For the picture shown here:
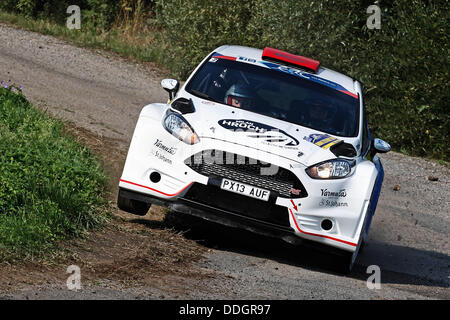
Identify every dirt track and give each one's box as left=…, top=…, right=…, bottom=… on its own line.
left=0, top=23, right=448, bottom=300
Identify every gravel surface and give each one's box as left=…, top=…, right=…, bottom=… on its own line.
left=0, top=23, right=448, bottom=300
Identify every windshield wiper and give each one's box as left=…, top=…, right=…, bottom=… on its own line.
left=190, top=89, right=220, bottom=103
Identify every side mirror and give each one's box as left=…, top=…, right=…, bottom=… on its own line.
left=161, top=79, right=180, bottom=101
left=373, top=138, right=391, bottom=154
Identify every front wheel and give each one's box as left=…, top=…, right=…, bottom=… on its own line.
left=117, top=190, right=151, bottom=216
left=332, top=251, right=356, bottom=274
left=334, top=237, right=364, bottom=274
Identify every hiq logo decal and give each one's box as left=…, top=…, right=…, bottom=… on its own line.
left=304, top=133, right=342, bottom=150
left=219, top=119, right=299, bottom=147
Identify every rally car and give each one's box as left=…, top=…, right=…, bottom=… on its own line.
left=118, top=45, right=390, bottom=271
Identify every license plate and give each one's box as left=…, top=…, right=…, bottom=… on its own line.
left=220, top=178, right=270, bottom=201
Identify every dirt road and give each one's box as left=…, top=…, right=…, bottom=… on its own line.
left=0, top=24, right=448, bottom=300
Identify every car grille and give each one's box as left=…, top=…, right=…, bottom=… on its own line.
left=184, top=150, right=307, bottom=198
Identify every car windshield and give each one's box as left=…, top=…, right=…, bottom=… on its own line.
left=186, top=56, right=360, bottom=137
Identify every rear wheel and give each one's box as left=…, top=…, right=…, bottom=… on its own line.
left=117, top=190, right=150, bottom=216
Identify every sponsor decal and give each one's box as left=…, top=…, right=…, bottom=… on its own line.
left=259, top=61, right=358, bottom=99
left=219, top=119, right=299, bottom=147
left=237, top=56, right=257, bottom=63
left=151, top=150, right=172, bottom=164
left=151, top=139, right=177, bottom=164
left=304, top=133, right=342, bottom=150
left=321, top=188, right=347, bottom=197
left=319, top=199, right=348, bottom=207
left=154, top=139, right=177, bottom=155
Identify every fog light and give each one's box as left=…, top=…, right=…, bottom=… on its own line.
left=321, top=219, right=333, bottom=231
left=150, top=171, right=161, bottom=183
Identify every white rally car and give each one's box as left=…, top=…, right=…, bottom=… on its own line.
left=118, top=46, right=390, bottom=271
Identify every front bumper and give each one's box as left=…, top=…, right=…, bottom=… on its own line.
left=119, top=115, right=377, bottom=253
left=118, top=187, right=355, bottom=257
left=119, top=165, right=369, bottom=253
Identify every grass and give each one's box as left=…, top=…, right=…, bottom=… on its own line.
left=0, top=86, right=108, bottom=262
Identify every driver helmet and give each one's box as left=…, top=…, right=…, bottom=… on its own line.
left=224, top=84, right=254, bottom=109
left=305, top=99, right=337, bottom=126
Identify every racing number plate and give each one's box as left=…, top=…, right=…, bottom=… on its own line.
left=220, top=178, right=270, bottom=201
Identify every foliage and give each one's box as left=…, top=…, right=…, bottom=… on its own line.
left=0, top=87, right=107, bottom=260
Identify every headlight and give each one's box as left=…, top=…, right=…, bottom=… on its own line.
left=306, top=159, right=354, bottom=179
left=163, top=112, right=199, bottom=145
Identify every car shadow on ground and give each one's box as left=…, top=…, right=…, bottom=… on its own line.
left=131, top=211, right=449, bottom=289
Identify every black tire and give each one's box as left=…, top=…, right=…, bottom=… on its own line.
left=117, top=192, right=150, bottom=216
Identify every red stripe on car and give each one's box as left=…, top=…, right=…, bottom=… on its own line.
left=289, top=208, right=357, bottom=247
left=339, top=90, right=359, bottom=99
left=212, top=55, right=237, bottom=61
left=120, top=179, right=193, bottom=197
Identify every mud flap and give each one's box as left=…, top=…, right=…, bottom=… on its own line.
left=365, top=155, right=384, bottom=237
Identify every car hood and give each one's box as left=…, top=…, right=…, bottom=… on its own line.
left=181, top=97, right=357, bottom=167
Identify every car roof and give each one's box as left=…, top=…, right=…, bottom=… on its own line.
left=214, top=45, right=358, bottom=95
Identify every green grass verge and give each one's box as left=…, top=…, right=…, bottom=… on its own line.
left=0, top=86, right=108, bottom=262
